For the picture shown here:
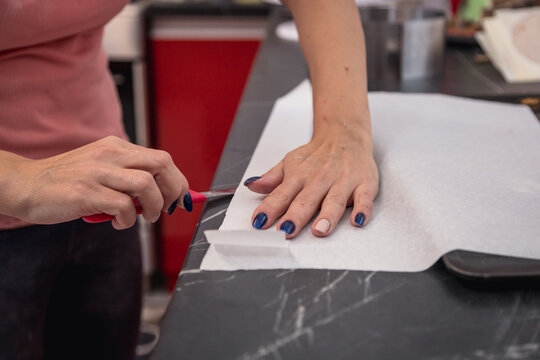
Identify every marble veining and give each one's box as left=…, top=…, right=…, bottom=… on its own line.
left=175, top=273, right=236, bottom=292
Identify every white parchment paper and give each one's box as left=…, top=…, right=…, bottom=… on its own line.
left=200, top=80, right=540, bottom=271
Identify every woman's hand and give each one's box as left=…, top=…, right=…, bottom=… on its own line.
left=246, top=128, right=379, bottom=239
left=251, top=0, right=377, bottom=238
left=0, top=136, right=189, bottom=230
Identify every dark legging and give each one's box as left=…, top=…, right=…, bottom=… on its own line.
left=0, top=219, right=142, bottom=360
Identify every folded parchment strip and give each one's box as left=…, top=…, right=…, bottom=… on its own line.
left=205, top=230, right=289, bottom=248
left=200, top=80, right=540, bottom=271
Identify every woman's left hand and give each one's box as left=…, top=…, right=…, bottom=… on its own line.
left=245, top=0, right=378, bottom=238
left=245, top=129, right=379, bottom=239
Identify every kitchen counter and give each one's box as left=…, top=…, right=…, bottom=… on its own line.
left=151, top=6, right=540, bottom=360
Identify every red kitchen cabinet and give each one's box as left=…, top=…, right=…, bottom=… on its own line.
left=149, top=15, right=267, bottom=288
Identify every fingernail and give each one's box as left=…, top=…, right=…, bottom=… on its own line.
left=279, top=220, right=296, bottom=235
left=167, top=199, right=178, bottom=216
left=183, top=192, right=193, bottom=213
left=252, top=213, right=267, bottom=229
left=153, top=212, right=161, bottom=223
left=355, top=213, right=365, bottom=227
left=243, top=176, right=261, bottom=186
left=315, top=219, right=330, bottom=234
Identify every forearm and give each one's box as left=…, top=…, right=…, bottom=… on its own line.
left=0, top=150, right=30, bottom=217
left=283, top=0, right=372, bottom=150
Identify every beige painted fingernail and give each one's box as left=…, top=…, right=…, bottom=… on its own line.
left=315, top=219, right=330, bottom=234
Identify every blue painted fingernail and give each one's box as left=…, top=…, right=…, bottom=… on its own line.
left=243, top=176, right=261, bottom=186
left=280, top=220, right=296, bottom=235
left=252, top=213, right=267, bottom=229
left=183, top=192, right=193, bottom=213
left=355, top=213, right=365, bottom=227
left=167, top=199, right=178, bottom=216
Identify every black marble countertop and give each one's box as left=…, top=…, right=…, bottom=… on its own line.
left=151, top=7, right=540, bottom=360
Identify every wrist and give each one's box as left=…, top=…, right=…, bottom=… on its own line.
left=312, top=114, right=373, bottom=154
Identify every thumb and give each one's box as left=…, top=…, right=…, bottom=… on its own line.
left=243, top=160, right=284, bottom=194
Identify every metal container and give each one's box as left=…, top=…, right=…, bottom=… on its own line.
left=359, top=2, right=446, bottom=88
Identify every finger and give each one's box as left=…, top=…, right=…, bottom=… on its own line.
left=103, top=139, right=188, bottom=212
left=350, top=185, right=377, bottom=228
left=311, top=183, right=352, bottom=237
left=274, top=179, right=332, bottom=239
left=150, top=150, right=189, bottom=213
left=101, top=168, right=163, bottom=223
left=244, top=160, right=284, bottom=194
left=137, top=149, right=188, bottom=213
left=93, top=188, right=138, bottom=230
left=250, top=178, right=304, bottom=231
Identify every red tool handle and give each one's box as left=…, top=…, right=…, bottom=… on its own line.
left=189, top=190, right=207, bottom=203
left=82, top=190, right=205, bottom=223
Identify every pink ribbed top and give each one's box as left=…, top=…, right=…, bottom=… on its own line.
left=0, top=0, right=129, bottom=229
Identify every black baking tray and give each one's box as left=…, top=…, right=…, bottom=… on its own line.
left=443, top=250, right=540, bottom=280
left=441, top=94, right=540, bottom=280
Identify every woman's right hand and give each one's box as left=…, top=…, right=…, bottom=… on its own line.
left=1, top=136, right=189, bottom=230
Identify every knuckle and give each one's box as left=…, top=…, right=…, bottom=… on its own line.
left=294, top=195, right=319, bottom=210
left=154, top=150, right=174, bottom=168
left=260, top=194, right=289, bottom=215
left=133, top=172, right=155, bottom=191
left=72, top=181, right=95, bottom=200
left=102, top=135, right=124, bottom=147
left=64, top=187, right=86, bottom=207
left=325, top=193, right=348, bottom=208
left=283, top=151, right=296, bottom=162
left=283, top=151, right=306, bottom=167
left=117, top=197, right=134, bottom=214
left=267, top=189, right=293, bottom=205
left=357, top=189, right=376, bottom=202
left=94, top=143, right=121, bottom=159
left=319, top=162, right=334, bottom=175
left=91, top=166, right=109, bottom=183
left=340, top=167, right=352, bottom=180
left=287, top=170, right=305, bottom=182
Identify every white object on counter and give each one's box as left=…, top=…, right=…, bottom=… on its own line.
left=275, top=21, right=298, bottom=42
left=477, top=6, right=540, bottom=83
left=200, top=80, right=540, bottom=272
left=205, top=230, right=289, bottom=249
